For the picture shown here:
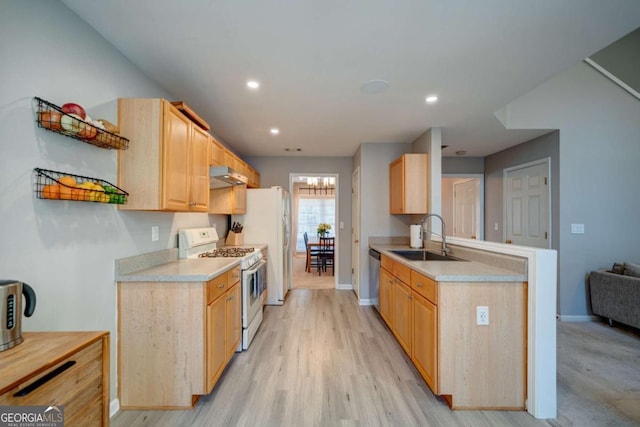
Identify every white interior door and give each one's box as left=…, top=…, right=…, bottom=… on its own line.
left=504, top=159, right=550, bottom=248
left=351, top=167, right=360, bottom=298
left=453, top=179, right=479, bottom=239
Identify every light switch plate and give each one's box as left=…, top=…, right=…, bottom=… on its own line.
left=151, top=226, right=159, bottom=241
left=570, top=224, right=585, bottom=234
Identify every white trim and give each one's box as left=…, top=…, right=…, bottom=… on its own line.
left=584, top=58, right=640, bottom=101
left=558, top=314, right=600, bottom=322
left=109, top=398, right=120, bottom=418
left=336, top=283, right=352, bottom=290
left=289, top=172, right=340, bottom=289
left=447, top=236, right=557, bottom=419
left=503, top=158, right=552, bottom=249
left=358, top=298, right=375, bottom=306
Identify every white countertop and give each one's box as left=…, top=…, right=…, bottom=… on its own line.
left=371, top=244, right=526, bottom=282
left=117, top=258, right=240, bottom=282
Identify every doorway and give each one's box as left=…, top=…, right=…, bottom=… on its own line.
left=504, top=158, right=551, bottom=248
left=290, top=174, right=338, bottom=289
left=442, top=175, right=484, bottom=240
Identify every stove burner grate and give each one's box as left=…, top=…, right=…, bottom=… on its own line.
left=198, top=247, right=255, bottom=258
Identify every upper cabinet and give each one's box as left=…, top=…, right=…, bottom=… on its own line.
left=210, top=136, right=225, bottom=166
left=117, top=98, right=209, bottom=211
left=389, top=153, right=429, bottom=214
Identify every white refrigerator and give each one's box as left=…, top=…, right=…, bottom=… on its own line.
left=233, top=186, right=292, bottom=305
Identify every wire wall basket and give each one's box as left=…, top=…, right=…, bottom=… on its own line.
left=34, top=97, right=129, bottom=150
left=34, top=168, right=128, bottom=204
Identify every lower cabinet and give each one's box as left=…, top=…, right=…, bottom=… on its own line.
left=379, top=254, right=527, bottom=410
left=118, top=265, right=242, bottom=409
left=0, top=331, right=109, bottom=426
left=392, top=278, right=412, bottom=355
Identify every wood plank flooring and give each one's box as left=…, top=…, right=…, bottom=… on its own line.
left=112, top=289, right=640, bottom=427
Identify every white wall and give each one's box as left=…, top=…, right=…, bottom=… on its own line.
left=498, top=62, right=640, bottom=317
left=0, top=1, right=220, bottom=402
left=354, top=143, right=412, bottom=301
left=244, top=156, right=353, bottom=285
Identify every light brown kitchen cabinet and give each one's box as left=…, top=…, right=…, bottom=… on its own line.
left=118, top=265, right=242, bottom=409
left=210, top=136, right=225, bottom=166
left=0, top=331, right=109, bottom=426
left=206, top=267, right=241, bottom=392
left=209, top=184, right=247, bottom=215
left=379, top=253, right=526, bottom=409
left=411, top=271, right=438, bottom=393
left=392, top=277, right=412, bottom=355
left=379, top=265, right=394, bottom=326
left=389, top=153, right=429, bottom=214
left=117, top=98, right=209, bottom=211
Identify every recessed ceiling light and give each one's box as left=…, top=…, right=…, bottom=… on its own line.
left=247, top=80, right=260, bottom=89
left=270, top=128, right=279, bottom=135
left=426, top=95, right=438, bottom=103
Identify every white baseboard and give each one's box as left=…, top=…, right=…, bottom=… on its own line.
left=110, top=398, right=120, bottom=418
left=359, top=299, right=375, bottom=306
left=557, top=314, right=600, bottom=322
left=336, top=283, right=352, bottom=290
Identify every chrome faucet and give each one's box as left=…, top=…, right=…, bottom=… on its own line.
left=419, top=213, right=450, bottom=256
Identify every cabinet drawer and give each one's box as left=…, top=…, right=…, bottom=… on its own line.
left=227, top=266, right=241, bottom=285
left=207, top=274, right=228, bottom=304
left=411, top=270, right=437, bottom=304
left=381, top=255, right=393, bottom=272
left=0, top=340, right=104, bottom=421
left=393, top=261, right=411, bottom=285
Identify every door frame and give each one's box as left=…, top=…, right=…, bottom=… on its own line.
left=289, top=172, right=339, bottom=288
left=351, top=166, right=360, bottom=298
left=442, top=174, right=484, bottom=241
left=502, top=157, right=552, bottom=249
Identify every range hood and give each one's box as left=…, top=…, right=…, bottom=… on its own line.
left=210, top=166, right=248, bottom=189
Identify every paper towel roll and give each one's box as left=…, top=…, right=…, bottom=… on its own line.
left=410, top=225, right=422, bottom=248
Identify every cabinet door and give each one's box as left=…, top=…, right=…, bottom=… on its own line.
left=389, top=157, right=404, bottom=214
left=210, top=136, right=225, bottom=166
left=392, top=279, right=412, bottom=355
left=413, top=292, right=438, bottom=393
left=206, top=296, right=226, bottom=392
left=379, top=268, right=394, bottom=327
left=225, top=283, right=242, bottom=360
left=232, top=185, right=247, bottom=214
left=162, top=102, right=190, bottom=210
left=190, top=126, right=210, bottom=211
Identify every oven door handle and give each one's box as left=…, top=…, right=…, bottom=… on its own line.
left=245, top=259, right=267, bottom=275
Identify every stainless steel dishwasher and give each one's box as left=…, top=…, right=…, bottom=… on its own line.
left=369, top=248, right=381, bottom=312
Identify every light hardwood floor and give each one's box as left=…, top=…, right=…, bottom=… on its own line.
left=112, top=289, right=640, bottom=427
left=292, top=254, right=334, bottom=289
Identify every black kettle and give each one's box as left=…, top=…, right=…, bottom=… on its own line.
left=0, top=280, right=36, bottom=352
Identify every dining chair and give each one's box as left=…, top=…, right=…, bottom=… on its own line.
left=317, top=237, right=335, bottom=276
left=304, top=232, right=321, bottom=273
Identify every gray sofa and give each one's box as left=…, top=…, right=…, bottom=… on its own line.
left=589, top=264, right=640, bottom=329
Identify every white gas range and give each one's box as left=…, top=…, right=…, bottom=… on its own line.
left=178, top=227, right=266, bottom=350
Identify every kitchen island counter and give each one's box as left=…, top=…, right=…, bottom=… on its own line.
left=370, top=244, right=526, bottom=282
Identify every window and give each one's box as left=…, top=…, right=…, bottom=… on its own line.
left=296, top=197, right=335, bottom=252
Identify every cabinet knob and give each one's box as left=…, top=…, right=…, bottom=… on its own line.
left=417, top=282, right=423, bottom=288
left=218, top=284, right=225, bottom=288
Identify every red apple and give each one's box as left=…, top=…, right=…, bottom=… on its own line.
left=61, top=103, right=86, bottom=120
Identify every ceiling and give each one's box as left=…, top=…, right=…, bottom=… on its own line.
left=61, top=0, right=640, bottom=158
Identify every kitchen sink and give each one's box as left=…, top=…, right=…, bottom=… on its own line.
left=390, top=250, right=467, bottom=262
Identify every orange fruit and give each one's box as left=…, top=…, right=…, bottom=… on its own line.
left=42, top=184, right=60, bottom=199
left=58, top=176, right=77, bottom=187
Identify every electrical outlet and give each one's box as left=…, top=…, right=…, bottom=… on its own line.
left=151, top=226, right=159, bottom=242
left=476, top=306, right=489, bottom=325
